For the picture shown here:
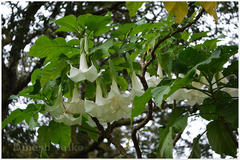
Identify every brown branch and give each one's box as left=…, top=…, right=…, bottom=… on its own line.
left=91, top=117, right=130, bottom=158
left=131, top=99, right=153, bottom=158
left=142, top=9, right=205, bottom=78
left=110, top=117, right=145, bottom=129
left=131, top=9, right=205, bottom=158
left=173, top=132, right=183, bottom=146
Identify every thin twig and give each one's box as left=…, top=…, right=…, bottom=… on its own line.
left=131, top=99, right=153, bottom=158
left=131, top=9, right=205, bottom=158
left=142, top=9, right=205, bottom=78
left=91, top=117, right=130, bottom=158
left=173, top=132, right=182, bottom=146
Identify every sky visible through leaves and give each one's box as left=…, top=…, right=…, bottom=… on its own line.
left=2, top=1, right=239, bottom=158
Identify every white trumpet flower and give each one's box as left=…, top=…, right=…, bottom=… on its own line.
left=58, top=86, right=85, bottom=126
left=145, top=62, right=163, bottom=87
left=46, top=86, right=85, bottom=126
left=131, top=71, right=144, bottom=97
left=68, top=53, right=101, bottom=82
left=221, top=87, right=238, bottom=97
left=55, top=113, right=82, bottom=126
left=64, top=86, right=85, bottom=115
left=167, top=70, right=237, bottom=106
left=167, top=88, right=207, bottom=106
left=85, top=79, right=132, bottom=123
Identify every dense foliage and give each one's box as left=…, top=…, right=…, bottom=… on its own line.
left=2, top=2, right=238, bottom=158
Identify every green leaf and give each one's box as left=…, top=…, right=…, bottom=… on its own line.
left=30, top=79, right=41, bottom=94
left=152, top=85, right=170, bottom=108
left=111, top=23, right=136, bottom=40
left=214, top=91, right=238, bottom=129
left=223, top=59, right=238, bottom=77
left=116, top=76, right=128, bottom=91
left=2, top=104, right=43, bottom=129
left=190, top=31, right=209, bottom=42
left=31, top=68, right=41, bottom=84
left=85, top=82, right=96, bottom=99
left=202, top=39, right=220, bottom=51
left=199, top=98, right=218, bottom=121
left=131, top=88, right=152, bottom=119
left=78, top=14, right=112, bottom=36
left=159, top=52, right=173, bottom=77
left=38, top=121, right=71, bottom=151
left=40, top=59, right=68, bottom=88
left=164, top=2, right=188, bottom=24
left=90, top=38, right=113, bottom=56
left=219, top=100, right=238, bottom=129
left=158, top=127, right=173, bottom=158
left=2, top=109, right=23, bottom=128
left=197, top=45, right=238, bottom=75
left=55, top=15, right=79, bottom=33
left=167, top=108, right=188, bottom=133
left=28, top=36, right=78, bottom=61
left=181, top=30, right=191, bottom=41
left=24, top=104, right=43, bottom=130
left=189, top=135, right=201, bottom=158
left=26, top=116, right=38, bottom=130
left=206, top=120, right=237, bottom=157
left=126, top=2, right=144, bottom=17
left=223, top=59, right=238, bottom=88
left=18, top=85, right=44, bottom=100
left=152, top=70, right=195, bottom=108
left=177, top=47, right=208, bottom=69
left=200, top=104, right=217, bottom=121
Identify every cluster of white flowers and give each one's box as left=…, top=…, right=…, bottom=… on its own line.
left=46, top=37, right=238, bottom=126
left=46, top=37, right=148, bottom=125
left=46, top=71, right=145, bottom=125
left=167, top=70, right=238, bottom=106
left=85, top=79, right=132, bottom=123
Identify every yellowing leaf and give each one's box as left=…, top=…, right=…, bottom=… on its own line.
left=200, top=2, right=218, bottom=22
left=164, top=2, right=188, bottom=24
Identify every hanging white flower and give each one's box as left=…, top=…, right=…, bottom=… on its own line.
left=46, top=86, right=85, bottom=126
left=192, top=81, right=205, bottom=89
left=131, top=71, right=144, bottom=97
left=64, top=86, right=85, bottom=114
left=68, top=53, right=101, bottom=82
left=55, top=113, right=82, bottom=126
left=145, top=62, right=163, bottom=87
left=221, top=87, right=238, bottom=97
left=58, top=86, right=85, bottom=126
left=185, top=89, right=208, bottom=106
left=85, top=79, right=132, bottom=123
left=217, top=72, right=229, bottom=84
left=166, top=88, right=207, bottom=106
left=167, top=70, right=237, bottom=106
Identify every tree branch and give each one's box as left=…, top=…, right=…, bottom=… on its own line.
left=131, top=9, right=205, bottom=158
left=142, top=9, right=205, bottom=78
left=91, top=117, right=130, bottom=158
